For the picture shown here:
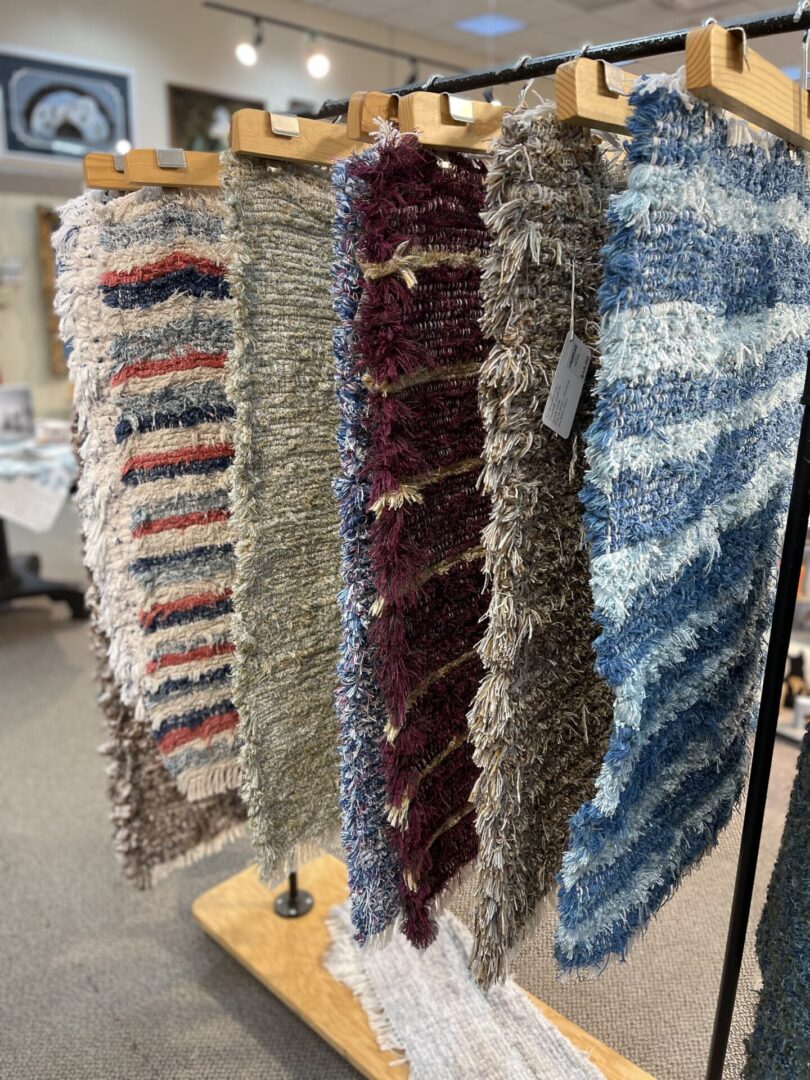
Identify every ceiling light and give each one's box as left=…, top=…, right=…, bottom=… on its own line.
left=307, top=50, right=330, bottom=79
left=115, top=138, right=132, bottom=155
left=455, top=13, right=527, bottom=38
left=235, top=41, right=258, bottom=66
left=236, top=18, right=263, bottom=67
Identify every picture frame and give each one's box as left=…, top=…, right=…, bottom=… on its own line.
left=168, top=84, right=264, bottom=152
left=0, top=46, right=132, bottom=161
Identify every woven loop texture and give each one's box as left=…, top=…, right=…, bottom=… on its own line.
left=556, top=76, right=810, bottom=974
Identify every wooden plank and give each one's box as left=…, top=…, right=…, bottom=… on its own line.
left=348, top=91, right=399, bottom=141
left=556, top=59, right=634, bottom=134
left=686, top=23, right=810, bottom=150
left=123, top=149, right=220, bottom=188
left=83, top=152, right=139, bottom=191
left=398, top=92, right=504, bottom=152
left=193, top=855, right=654, bottom=1080
left=230, top=109, right=360, bottom=164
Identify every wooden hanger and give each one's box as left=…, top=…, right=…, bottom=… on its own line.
left=686, top=22, right=810, bottom=150
left=230, top=108, right=361, bottom=164
left=556, top=58, right=635, bottom=134
left=123, top=149, right=221, bottom=188
left=397, top=92, right=504, bottom=152
left=84, top=152, right=140, bottom=191
left=347, top=91, right=399, bottom=141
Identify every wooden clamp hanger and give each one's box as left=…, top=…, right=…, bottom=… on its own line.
left=397, top=92, right=504, bottom=152
left=686, top=22, right=810, bottom=150
left=347, top=91, right=399, bottom=141
left=556, top=57, right=636, bottom=134
left=83, top=152, right=140, bottom=191
left=123, top=148, right=221, bottom=188
left=230, top=108, right=360, bottom=164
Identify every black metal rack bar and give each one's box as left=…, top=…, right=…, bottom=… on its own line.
left=316, top=6, right=810, bottom=117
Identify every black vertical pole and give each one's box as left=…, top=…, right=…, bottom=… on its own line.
left=706, top=353, right=810, bottom=1078
left=273, top=868, right=314, bottom=919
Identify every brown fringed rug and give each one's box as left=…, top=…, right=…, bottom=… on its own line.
left=469, top=104, right=617, bottom=987
left=349, top=129, right=490, bottom=946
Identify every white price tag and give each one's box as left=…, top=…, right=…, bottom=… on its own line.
left=542, top=332, right=591, bottom=438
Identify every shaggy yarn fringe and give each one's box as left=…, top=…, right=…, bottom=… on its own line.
left=468, top=102, right=618, bottom=989
left=555, top=75, right=808, bottom=975
left=347, top=127, right=490, bottom=944
left=54, top=193, right=145, bottom=706
left=221, top=150, right=343, bottom=886
left=55, top=191, right=246, bottom=887
left=146, top=823, right=246, bottom=887
left=324, top=909, right=407, bottom=1057
left=331, top=151, right=404, bottom=944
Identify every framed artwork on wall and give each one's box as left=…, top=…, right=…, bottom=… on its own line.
left=168, top=84, right=264, bottom=152
left=0, top=48, right=132, bottom=160
left=35, top=206, right=66, bottom=377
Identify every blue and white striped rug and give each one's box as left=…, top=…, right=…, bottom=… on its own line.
left=556, top=72, right=810, bottom=975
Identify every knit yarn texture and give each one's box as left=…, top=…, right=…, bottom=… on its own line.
left=93, top=187, right=240, bottom=802
left=349, top=131, right=490, bottom=946
left=325, top=900, right=603, bottom=1080
left=332, top=151, right=403, bottom=945
left=55, top=193, right=244, bottom=884
left=556, top=75, right=810, bottom=974
left=469, top=105, right=617, bottom=989
left=745, top=730, right=810, bottom=1078
left=221, top=153, right=343, bottom=884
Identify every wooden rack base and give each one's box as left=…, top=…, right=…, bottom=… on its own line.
left=193, top=855, right=653, bottom=1080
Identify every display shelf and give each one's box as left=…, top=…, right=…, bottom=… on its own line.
left=193, top=855, right=654, bottom=1080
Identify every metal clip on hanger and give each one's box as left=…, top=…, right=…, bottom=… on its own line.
left=83, top=152, right=141, bottom=191
left=230, top=108, right=362, bottom=164
left=397, top=91, right=504, bottom=152
left=123, top=148, right=221, bottom=188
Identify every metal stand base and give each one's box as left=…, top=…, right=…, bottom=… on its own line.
left=0, top=519, right=86, bottom=620
left=274, top=871, right=313, bottom=919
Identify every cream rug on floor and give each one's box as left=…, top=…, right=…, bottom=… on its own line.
left=326, top=902, right=604, bottom=1079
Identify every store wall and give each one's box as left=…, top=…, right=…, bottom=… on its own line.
left=0, top=0, right=488, bottom=414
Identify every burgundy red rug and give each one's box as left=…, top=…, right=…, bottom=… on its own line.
left=349, top=130, right=490, bottom=945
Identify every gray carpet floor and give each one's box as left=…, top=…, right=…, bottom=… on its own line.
left=0, top=505, right=799, bottom=1080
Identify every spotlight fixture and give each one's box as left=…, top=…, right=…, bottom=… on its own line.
left=236, top=17, right=263, bottom=67
left=306, top=47, right=330, bottom=79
